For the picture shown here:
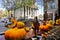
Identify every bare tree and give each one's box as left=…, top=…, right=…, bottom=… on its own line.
left=2, top=0, right=21, bottom=18
left=2, top=0, right=15, bottom=18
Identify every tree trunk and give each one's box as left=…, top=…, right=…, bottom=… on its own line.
left=8, top=10, right=10, bottom=18
left=29, top=7, right=30, bottom=16
left=20, top=8, right=22, bottom=18
left=24, top=6, right=25, bottom=20
left=14, top=8, right=15, bottom=18
left=31, top=8, right=33, bottom=17
left=11, top=9, right=13, bottom=18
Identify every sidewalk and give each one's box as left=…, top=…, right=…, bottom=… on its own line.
left=0, top=26, right=8, bottom=40
left=0, top=35, right=5, bottom=40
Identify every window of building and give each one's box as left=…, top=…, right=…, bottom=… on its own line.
left=50, top=0, right=55, bottom=9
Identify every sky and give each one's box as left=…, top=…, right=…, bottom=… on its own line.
left=36, top=0, right=44, bottom=14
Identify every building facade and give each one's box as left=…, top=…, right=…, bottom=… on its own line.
left=44, top=0, right=58, bottom=22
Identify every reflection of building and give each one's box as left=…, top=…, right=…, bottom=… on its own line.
left=44, top=0, right=58, bottom=23
left=31, top=3, right=38, bottom=17
left=14, top=3, right=38, bottom=20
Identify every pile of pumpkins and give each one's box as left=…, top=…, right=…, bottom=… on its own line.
left=32, top=20, right=53, bottom=31
left=39, top=20, right=53, bottom=31
left=5, top=21, right=28, bottom=40
left=39, top=19, right=60, bottom=31
left=31, top=20, right=53, bottom=38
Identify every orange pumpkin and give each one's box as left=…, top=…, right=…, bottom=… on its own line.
left=43, top=25, right=49, bottom=31
left=16, top=22, right=25, bottom=28
left=8, top=18, right=17, bottom=28
left=5, top=28, right=26, bottom=40
left=47, top=24, right=53, bottom=28
left=39, top=25, right=49, bottom=31
left=5, top=29, right=13, bottom=38
left=39, top=20, right=49, bottom=31
left=39, top=25, right=44, bottom=30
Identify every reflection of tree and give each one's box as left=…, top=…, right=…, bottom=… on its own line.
left=2, top=0, right=35, bottom=19
left=22, top=0, right=35, bottom=19
left=2, top=0, right=15, bottom=18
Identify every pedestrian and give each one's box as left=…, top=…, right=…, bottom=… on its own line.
left=32, top=16, right=40, bottom=37
left=44, top=11, right=48, bottom=21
